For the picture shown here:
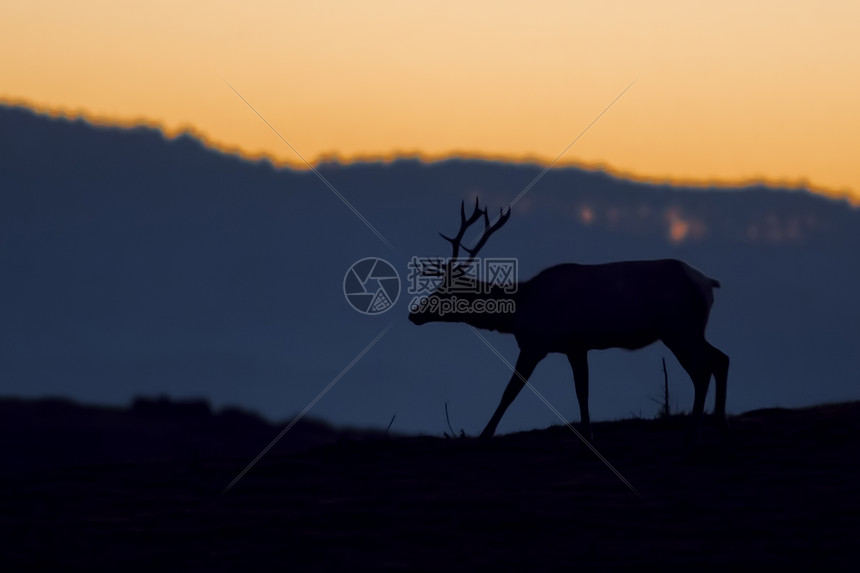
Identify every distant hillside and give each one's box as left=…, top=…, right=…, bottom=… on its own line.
left=1, top=104, right=859, bottom=435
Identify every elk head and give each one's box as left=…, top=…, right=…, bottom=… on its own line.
left=408, top=197, right=512, bottom=327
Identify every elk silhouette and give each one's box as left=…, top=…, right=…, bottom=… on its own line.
left=408, top=198, right=729, bottom=440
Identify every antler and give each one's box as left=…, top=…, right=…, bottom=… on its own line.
left=438, top=197, right=512, bottom=273
left=462, top=205, right=511, bottom=262
left=439, top=197, right=486, bottom=262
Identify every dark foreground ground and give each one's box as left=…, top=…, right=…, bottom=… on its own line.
left=1, top=397, right=859, bottom=571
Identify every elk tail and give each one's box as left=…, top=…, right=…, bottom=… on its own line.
left=710, top=278, right=721, bottom=289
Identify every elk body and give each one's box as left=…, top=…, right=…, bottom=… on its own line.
left=408, top=198, right=729, bottom=440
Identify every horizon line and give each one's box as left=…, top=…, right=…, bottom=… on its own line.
left=3, top=96, right=857, bottom=207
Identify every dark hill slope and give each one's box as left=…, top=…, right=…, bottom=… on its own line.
left=1, top=398, right=858, bottom=570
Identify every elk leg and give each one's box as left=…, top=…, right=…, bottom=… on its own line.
left=479, top=350, right=544, bottom=439
left=566, top=351, right=593, bottom=441
left=709, top=343, right=730, bottom=431
left=664, top=338, right=711, bottom=438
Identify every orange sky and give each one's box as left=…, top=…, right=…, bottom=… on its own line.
left=2, top=1, right=859, bottom=202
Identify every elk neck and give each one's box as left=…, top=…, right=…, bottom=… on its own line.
left=450, top=280, right=519, bottom=334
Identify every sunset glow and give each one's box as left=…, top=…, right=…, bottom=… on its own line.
left=2, top=1, right=859, bottom=201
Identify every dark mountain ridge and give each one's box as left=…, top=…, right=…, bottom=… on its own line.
left=2, top=104, right=859, bottom=435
